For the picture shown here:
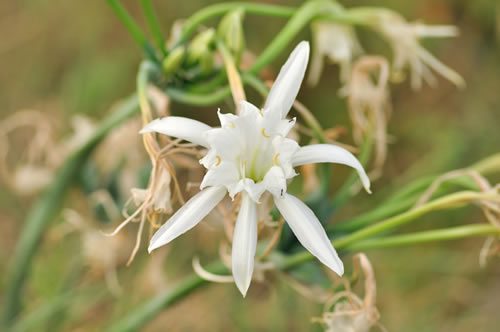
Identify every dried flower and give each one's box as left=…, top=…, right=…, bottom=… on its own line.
left=359, top=8, right=465, bottom=89
left=315, top=254, right=384, bottom=332
left=0, top=110, right=95, bottom=195
left=142, top=42, right=371, bottom=296
left=62, top=209, right=130, bottom=296
left=341, top=56, right=391, bottom=173
left=308, top=21, right=362, bottom=85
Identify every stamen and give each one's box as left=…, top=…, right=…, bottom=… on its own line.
left=215, top=155, right=221, bottom=166
left=273, top=153, right=281, bottom=165
left=261, top=128, right=270, bottom=138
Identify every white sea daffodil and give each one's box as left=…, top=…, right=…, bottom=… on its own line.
left=142, top=42, right=371, bottom=296
left=368, top=9, right=465, bottom=89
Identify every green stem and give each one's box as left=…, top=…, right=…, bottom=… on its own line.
left=333, top=191, right=491, bottom=248
left=249, top=1, right=325, bottom=74
left=331, top=195, right=416, bottom=234
left=334, top=165, right=489, bottom=233
left=110, top=216, right=497, bottom=330
left=278, top=223, right=499, bottom=270
left=140, top=0, right=166, bottom=56
left=1, top=95, right=139, bottom=328
left=346, top=224, right=500, bottom=250
left=179, top=2, right=295, bottom=44
left=165, top=86, right=231, bottom=106
left=107, top=261, right=227, bottom=332
left=107, top=0, right=158, bottom=61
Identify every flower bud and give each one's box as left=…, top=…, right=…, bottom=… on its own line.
left=217, top=9, right=245, bottom=63
left=186, top=28, right=216, bottom=66
left=162, top=46, right=185, bottom=77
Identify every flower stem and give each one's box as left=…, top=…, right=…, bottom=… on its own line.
left=345, top=224, right=500, bottom=250
left=333, top=190, right=499, bottom=248
left=107, top=261, right=227, bottom=332
left=334, top=155, right=499, bottom=233
left=0, top=95, right=140, bottom=327
left=217, top=41, right=246, bottom=111
left=179, top=2, right=296, bottom=45
left=108, top=215, right=498, bottom=331
left=249, top=0, right=325, bottom=74
left=165, top=86, right=231, bottom=106
left=140, top=0, right=166, bottom=56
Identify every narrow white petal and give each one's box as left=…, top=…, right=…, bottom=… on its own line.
left=231, top=192, right=258, bottom=297
left=148, top=186, right=227, bottom=252
left=416, top=46, right=465, bottom=88
left=274, top=193, right=344, bottom=275
left=292, top=144, right=371, bottom=193
left=264, top=41, right=310, bottom=118
left=140, top=116, right=212, bottom=147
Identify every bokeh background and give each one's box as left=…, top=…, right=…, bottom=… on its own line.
left=1, top=0, right=499, bottom=331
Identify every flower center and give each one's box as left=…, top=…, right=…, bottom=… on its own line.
left=239, top=134, right=275, bottom=183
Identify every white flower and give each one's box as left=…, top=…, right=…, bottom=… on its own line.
left=308, top=21, right=362, bottom=86
left=142, top=42, right=371, bottom=296
left=368, top=9, right=464, bottom=89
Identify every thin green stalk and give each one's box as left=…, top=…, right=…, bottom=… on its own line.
left=249, top=0, right=325, bottom=74
left=107, top=0, right=158, bottom=61
left=333, top=190, right=494, bottom=248
left=109, top=216, right=498, bottom=330
left=165, top=86, right=231, bottom=106
left=334, top=164, right=492, bottom=233
left=382, top=153, right=500, bottom=206
left=140, top=0, right=166, bottom=55
left=333, top=177, right=475, bottom=234
left=278, top=223, right=500, bottom=270
left=331, top=195, right=416, bottom=234
left=179, top=2, right=295, bottom=45
left=345, top=224, right=500, bottom=250
left=107, top=261, right=227, bottom=332
left=1, top=95, right=139, bottom=328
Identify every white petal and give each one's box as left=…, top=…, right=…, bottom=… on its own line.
left=274, top=193, right=344, bottom=275
left=200, top=161, right=240, bottom=189
left=291, top=144, right=371, bottom=193
left=272, top=136, right=299, bottom=178
left=217, top=109, right=239, bottom=128
left=263, top=41, right=310, bottom=119
left=148, top=186, right=227, bottom=252
left=239, top=100, right=261, bottom=117
left=140, top=116, right=212, bottom=147
left=204, top=128, right=242, bottom=159
left=261, top=166, right=287, bottom=198
left=231, top=192, right=258, bottom=297
left=228, top=179, right=265, bottom=203
left=199, top=149, right=217, bottom=168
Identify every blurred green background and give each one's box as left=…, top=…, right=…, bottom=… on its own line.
left=1, top=0, right=499, bottom=331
